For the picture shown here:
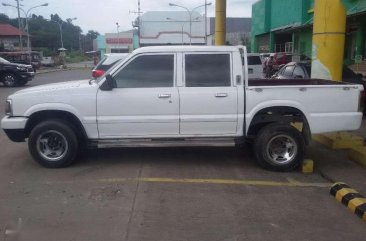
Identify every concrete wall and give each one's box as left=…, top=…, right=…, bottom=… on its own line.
left=270, top=0, right=304, bottom=30
left=294, top=28, right=313, bottom=57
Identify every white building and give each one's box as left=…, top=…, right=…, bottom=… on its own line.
left=138, top=11, right=207, bottom=46
left=105, top=31, right=134, bottom=53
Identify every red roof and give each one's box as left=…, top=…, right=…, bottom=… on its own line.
left=0, top=24, right=28, bottom=37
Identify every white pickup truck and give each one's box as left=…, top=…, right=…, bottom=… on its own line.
left=1, top=46, right=364, bottom=171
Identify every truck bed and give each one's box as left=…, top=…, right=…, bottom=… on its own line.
left=245, top=78, right=363, bottom=135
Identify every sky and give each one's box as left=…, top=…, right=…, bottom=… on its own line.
left=1, top=0, right=257, bottom=34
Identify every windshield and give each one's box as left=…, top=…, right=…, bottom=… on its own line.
left=0, top=57, right=10, bottom=64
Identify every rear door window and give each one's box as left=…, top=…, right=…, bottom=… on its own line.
left=185, top=53, right=231, bottom=87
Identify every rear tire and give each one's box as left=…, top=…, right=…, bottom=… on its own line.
left=253, top=123, right=304, bottom=172
left=28, top=120, right=79, bottom=168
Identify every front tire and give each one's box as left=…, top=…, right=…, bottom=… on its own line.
left=253, top=123, right=304, bottom=172
left=28, top=120, right=79, bottom=168
left=2, top=73, right=17, bottom=87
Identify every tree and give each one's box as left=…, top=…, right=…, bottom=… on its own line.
left=86, top=30, right=99, bottom=40
left=82, top=30, right=100, bottom=52
left=0, top=13, right=99, bottom=54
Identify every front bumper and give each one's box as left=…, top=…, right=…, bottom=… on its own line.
left=18, top=72, right=35, bottom=81
left=1, top=116, right=28, bottom=142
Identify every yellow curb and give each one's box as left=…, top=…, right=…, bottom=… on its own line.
left=348, top=146, right=366, bottom=167
left=348, top=198, right=366, bottom=212
left=312, top=132, right=364, bottom=149
left=330, top=183, right=366, bottom=221
left=335, top=188, right=358, bottom=202
left=302, top=159, right=314, bottom=174
left=291, top=122, right=303, bottom=132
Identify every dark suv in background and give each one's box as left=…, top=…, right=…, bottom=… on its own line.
left=0, top=57, right=34, bottom=87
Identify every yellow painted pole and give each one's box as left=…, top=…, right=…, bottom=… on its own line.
left=311, top=0, right=347, bottom=81
left=215, top=0, right=226, bottom=45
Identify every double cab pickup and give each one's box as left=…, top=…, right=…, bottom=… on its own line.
left=1, top=46, right=364, bottom=171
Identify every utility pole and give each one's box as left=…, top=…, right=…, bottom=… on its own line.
left=169, top=2, right=211, bottom=45
left=16, top=0, right=23, bottom=50
left=130, top=0, right=143, bottom=47
left=215, top=0, right=226, bottom=45
left=138, top=0, right=141, bottom=44
left=205, top=0, right=207, bottom=45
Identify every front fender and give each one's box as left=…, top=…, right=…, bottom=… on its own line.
left=24, top=103, right=84, bottom=121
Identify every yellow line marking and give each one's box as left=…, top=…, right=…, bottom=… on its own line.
left=98, top=177, right=332, bottom=188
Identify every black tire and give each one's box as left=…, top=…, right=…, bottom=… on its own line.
left=2, top=73, right=18, bottom=87
left=28, top=120, right=79, bottom=168
left=253, top=123, right=304, bottom=172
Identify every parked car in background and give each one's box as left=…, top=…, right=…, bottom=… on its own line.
left=0, top=57, right=34, bottom=87
left=273, top=62, right=365, bottom=84
left=262, top=53, right=311, bottom=75
left=41, top=56, right=55, bottom=67
left=0, top=51, right=42, bottom=71
left=92, top=53, right=129, bottom=78
left=247, top=53, right=263, bottom=79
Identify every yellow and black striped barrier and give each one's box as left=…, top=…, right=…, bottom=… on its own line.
left=330, top=183, right=366, bottom=221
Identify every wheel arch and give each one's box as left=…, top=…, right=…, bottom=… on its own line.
left=24, top=110, right=88, bottom=142
left=247, top=106, right=311, bottom=144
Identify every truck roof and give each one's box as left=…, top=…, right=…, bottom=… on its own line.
left=133, top=45, right=243, bottom=54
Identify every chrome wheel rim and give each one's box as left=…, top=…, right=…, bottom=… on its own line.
left=4, top=74, right=15, bottom=86
left=36, top=130, right=68, bottom=161
left=266, top=134, right=297, bottom=165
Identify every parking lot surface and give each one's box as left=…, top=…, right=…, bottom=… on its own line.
left=0, top=70, right=365, bottom=241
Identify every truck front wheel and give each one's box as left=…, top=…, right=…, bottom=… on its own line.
left=253, top=123, right=304, bottom=172
left=28, top=120, right=78, bottom=168
left=2, top=73, right=17, bottom=87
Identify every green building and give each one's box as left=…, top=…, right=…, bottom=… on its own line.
left=251, top=0, right=366, bottom=63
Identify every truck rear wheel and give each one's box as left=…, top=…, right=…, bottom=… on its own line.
left=28, top=120, right=78, bottom=168
left=253, top=123, right=304, bottom=172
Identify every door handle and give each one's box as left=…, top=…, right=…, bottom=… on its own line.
left=158, top=93, right=171, bottom=98
left=215, top=93, right=228, bottom=98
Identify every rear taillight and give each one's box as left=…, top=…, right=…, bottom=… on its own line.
left=359, top=90, right=365, bottom=113
left=92, top=69, right=105, bottom=78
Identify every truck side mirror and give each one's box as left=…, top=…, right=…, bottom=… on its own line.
left=100, top=74, right=115, bottom=91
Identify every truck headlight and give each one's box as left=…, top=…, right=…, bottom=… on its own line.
left=16, top=66, right=27, bottom=71
left=5, top=99, right=12, bottom=116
